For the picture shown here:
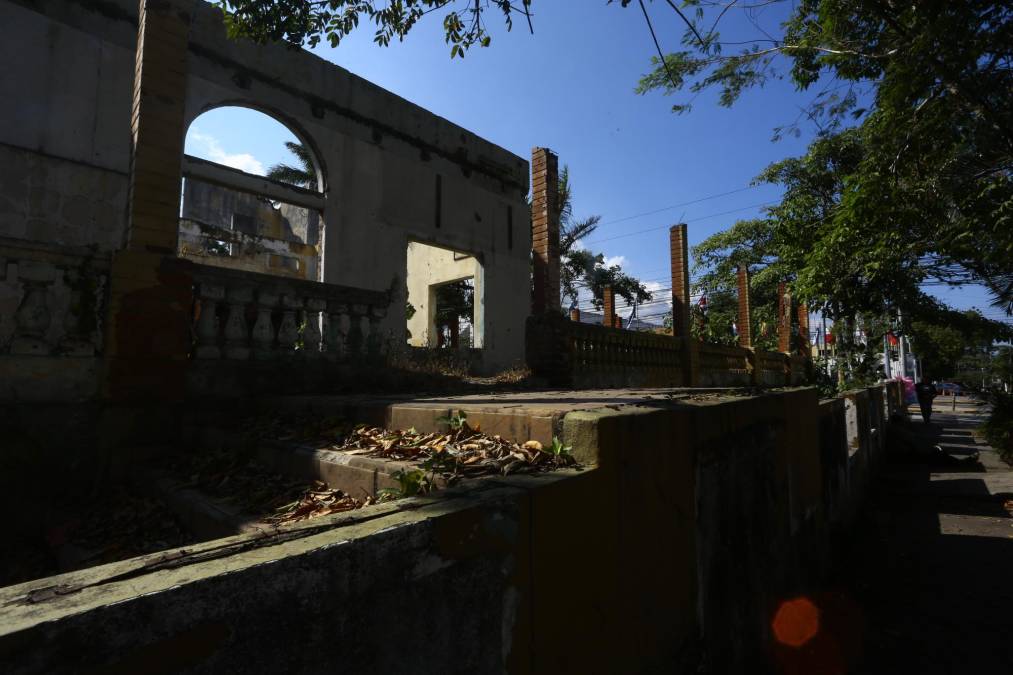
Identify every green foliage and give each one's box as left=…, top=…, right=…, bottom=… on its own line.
left=545, top=436, right=571, bottom=457
left=636, top=1, right=1013, bottom=315
left=434, top=279, right=474, bottom=337
left=380, top=468, right=432, bottom=500
left=404, top=301, right=416, bottom=341
left=265, top=141, right=316, bottom=188
left=555, top=166, right=653, bottom=314
left=981, top=389, right=1013, bottom=466
left=908, top=308, right=1010, bottom=381
left=420, top=449, right=458, bottom=476
left=217, top=0, right=531, bottom=55
left=436, top=409, right=468, bottom=430
left=690, top=218, right=784, bottom=352
left=689, top=288, right=738, bottom=347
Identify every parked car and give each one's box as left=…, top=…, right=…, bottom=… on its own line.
left=936, top=382, right=963, bottom=396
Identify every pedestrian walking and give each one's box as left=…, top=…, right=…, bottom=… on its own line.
left=915, top=377, right=938, bottom=423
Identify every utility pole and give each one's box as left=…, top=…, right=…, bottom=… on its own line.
left=883, top=333, right=892, bottom=379
left=822, top=313, right=831, bottom=379
left=897, top=310, right=907, bottom=379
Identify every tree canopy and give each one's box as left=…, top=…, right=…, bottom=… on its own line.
left=637, top=0, right=1013, bottom=316
left=217, top=0, right=532, bottom=56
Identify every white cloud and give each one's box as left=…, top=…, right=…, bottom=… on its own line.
left=602, top=255, right=627, bottom=269
left=644, top=280, right=671, bottom=309
left=188, top=129, right=265, bottom=175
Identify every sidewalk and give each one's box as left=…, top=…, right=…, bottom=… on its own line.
left=832, top=396, right=1013, bottom=673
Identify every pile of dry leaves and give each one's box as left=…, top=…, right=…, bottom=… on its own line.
left=264, top=481, right=372, bottom=524
left=332, top=412, right=577, bottom=495
left=171, top=413, right=577, bottom=527
left=165, top=450, right=371, bottom=525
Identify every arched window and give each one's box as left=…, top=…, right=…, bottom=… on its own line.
left=179, top=107, right=325, bottom=280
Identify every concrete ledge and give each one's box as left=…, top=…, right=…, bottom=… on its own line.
left=138, top=470, right=271, bottom=542
left=254, top=440, right=413, bottom=497
left=0, top=385, right=900, bottom=674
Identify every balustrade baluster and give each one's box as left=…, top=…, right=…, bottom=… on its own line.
left=251, top=290, right=278, bottom=359
left=223, top=286, right=252, bottom=360
left=303, top=298, right=325, bottom=357
left=195, top=282, right=225, bottom=359
left=277, top=294, right=302, bottom=355
left=366, top=305, right=387, bottom=359
left=325, top=302, right=348, bottom=360
left=346, top=304, right=367, bottom=357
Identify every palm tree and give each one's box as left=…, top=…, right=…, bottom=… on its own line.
left=266, top=141, right=316, bottom=188
left=554, top=166, right=652, bottom=318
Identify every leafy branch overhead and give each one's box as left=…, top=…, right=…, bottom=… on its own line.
left=636, top=1, right=1013, bottom=315
left=217, top=0, right=533, bottom=56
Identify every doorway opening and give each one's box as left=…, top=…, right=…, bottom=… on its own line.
left=405, top=241, right=484, bottom=350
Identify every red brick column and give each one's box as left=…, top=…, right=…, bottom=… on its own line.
left=777, top=282, right=792, bottom=353
left=669, top=224, right=699, bottom=385
left=569, top=307, right=580, bottom=322
left=104, top=0, right=195, bottom=401
left=531, top=148, right=560, bottom=315
left=669, top=224, right=691, bottom=338
left=797, top=302, right=810, bottom=354
left=602, top=286, right=616, bottom=328
left=127, top=0, right=192, bottom=254
left=736, top=265, right=752, bottom=348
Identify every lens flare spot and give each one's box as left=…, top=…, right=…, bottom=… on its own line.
left=773, top=596, right=820, bottom=648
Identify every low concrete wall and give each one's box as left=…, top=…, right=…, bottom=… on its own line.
left=0, top=384, right=900, bottom=673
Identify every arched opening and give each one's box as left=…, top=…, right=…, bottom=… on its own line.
left=179, top=106, right=325, bottom=280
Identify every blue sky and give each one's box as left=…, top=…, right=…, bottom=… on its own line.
left=185, top=1, right=1004, bottom=325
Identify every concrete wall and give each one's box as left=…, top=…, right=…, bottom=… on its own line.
left=0, top=0, right=530, bottom=373
left=180, top=180, right=321, bottom=280
left=0, top=384, right=903, bottom=673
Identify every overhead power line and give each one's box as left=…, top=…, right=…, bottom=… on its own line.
left=584, top=200, right=777, bottom=246
left=595, top=186, right=760, bottom=229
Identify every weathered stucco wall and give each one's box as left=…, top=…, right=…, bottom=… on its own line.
left=0, top=0, right=530, bottom=374
left=0, top=384, right=902, bottom=673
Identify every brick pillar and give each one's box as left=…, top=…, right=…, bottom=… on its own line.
left=777, top=282, right=792, bottom=353
left=531, top=148, right=560, bottom=315
left=797, top=302, right=810, bottom=354
left=602, top=286, right=616, bottom=328
left=127, top=0, right=192, bottom=254
left=669, top=224, right=698, bottom=385
left=104, top=0, right=195, bottom=401
left=736, top=265, right=752, bottom=348
left=569, top=307, right=580, bottom=322
left=669, top=224, right=691, bottom=338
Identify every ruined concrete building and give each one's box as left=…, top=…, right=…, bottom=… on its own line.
left=180, top=179, right=322, bottom=280
left=1, top=2, right=872, bottom=673
left=0, top=0, right=531, bottom=397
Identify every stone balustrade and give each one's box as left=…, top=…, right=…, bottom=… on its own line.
left=566, top=321, right=685, bottom=387
left=697, top=342, right=752, bottom=386
left=755, top=349, right=791, bottom=387
left=526, top=313, right=684, bottom=387
left=178, top=260, right=391, bottom=362
left=528, top=312, right=811, bottom=389
left=0, top=237, right=109, bottom=358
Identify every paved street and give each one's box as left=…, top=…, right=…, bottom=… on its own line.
left=834, top=396, right=1013, bottom=673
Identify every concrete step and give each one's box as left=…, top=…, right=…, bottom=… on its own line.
left=134, top=470, right=272, bottom=543
left=253, top=439, right=414, bottom=499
